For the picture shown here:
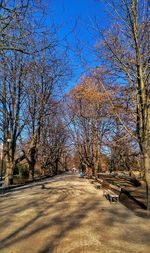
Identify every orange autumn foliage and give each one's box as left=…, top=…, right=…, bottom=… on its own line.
left=70, top=76, right=108, bottom=105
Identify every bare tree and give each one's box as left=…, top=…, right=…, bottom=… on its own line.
left=0, top=0, right=70, bottom=185
left=95, top=0, right=150, bottom=209
left=19, top=45, right=70, bottom=180
left=67, top=71, right=112, bottom=177
left=40, top=112, right=69, bottom=175
left=0, top=46, right=29, bottom=185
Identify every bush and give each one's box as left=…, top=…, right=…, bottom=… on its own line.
left=14, top=163, right=29, bottom=178
left=13, top=164, right=19, bottom=175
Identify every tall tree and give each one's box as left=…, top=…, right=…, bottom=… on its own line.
left=20, top=41, right=70, bottom=180
left=0, top=0, right=70, bottom=185
left=67, top=72, right=111, bottom=176
left=0, top=45, right=29, bottom=185
left=95, top=0, right=150, bottom=209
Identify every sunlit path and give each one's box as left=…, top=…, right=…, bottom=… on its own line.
left=0, top=173, right=150, bottom=253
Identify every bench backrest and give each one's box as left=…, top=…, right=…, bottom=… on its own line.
left=109, top=184, right=121, bottom=192
left=97, top=178, right=103, bottom=183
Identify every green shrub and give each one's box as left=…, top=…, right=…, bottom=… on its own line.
left=14, top=163, right=29, bottom=178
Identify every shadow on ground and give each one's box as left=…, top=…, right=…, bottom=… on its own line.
left=0, top=174, right=150, bottom=253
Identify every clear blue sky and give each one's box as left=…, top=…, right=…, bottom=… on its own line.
left=45, top=0, right=109, bottom=90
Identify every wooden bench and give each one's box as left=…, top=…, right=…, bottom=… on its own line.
left=109, top=184, right=121, bottom=192
left=90, top=179, right=95, bottom=184
left=94, top=183, right=102, bottom=189
left=103, top=186, right=122, bottom=203
left=41, top=184, right=45, bottom=189
left=89, top=176, right=97, bottom=184
left=97, top=178, right=103, bottom=184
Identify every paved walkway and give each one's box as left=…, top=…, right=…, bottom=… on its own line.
left=0, top=173, right=150, bottom=253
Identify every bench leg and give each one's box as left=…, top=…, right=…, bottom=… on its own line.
left=109, top=196, right=112, bottom=202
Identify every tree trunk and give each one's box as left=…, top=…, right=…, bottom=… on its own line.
left=0, top=155, right=4, bottom=181
left=28, top=140, right=37, bottom=181
left=144, top=107, right=150, bottom=210
left=144, top=151, right=150, bottom=210
left=92, top=166, right=95, bottom=177
left=29, top=161, right=36, bottom=181
left=4, top=161, right=13, bottom=186
left=55, top=159, right=58, bottom=175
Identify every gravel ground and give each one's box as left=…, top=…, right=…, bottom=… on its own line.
left=0, top=173, right=150, bottom=253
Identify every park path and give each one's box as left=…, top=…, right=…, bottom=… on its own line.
left=0, top=173, right=150, bottom=253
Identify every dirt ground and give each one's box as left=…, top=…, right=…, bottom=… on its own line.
left=0, top=173, right=150, bottom=253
